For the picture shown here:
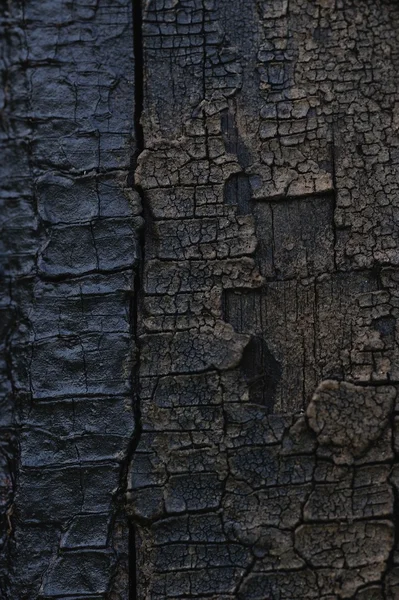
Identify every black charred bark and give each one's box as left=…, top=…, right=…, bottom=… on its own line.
left=1, top=1, right=140, bottom=597
left=2, top=1, right=399, bottom=599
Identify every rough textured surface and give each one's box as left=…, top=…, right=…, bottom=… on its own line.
left=307, top=380, right=395, bottom=464
left=0, top=1, right=139, bottom=597
left=2, top=0, right=399, bottom=599
left=128, top=0, right=399, bottom=598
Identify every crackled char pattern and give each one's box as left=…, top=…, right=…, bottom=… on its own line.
left=0, top=1, right=139, bottom=598
left=2, top=0, right=399, bottom=598
left=128, top=0, right=399, bottom=599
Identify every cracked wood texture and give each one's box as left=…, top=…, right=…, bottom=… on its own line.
left=0, top=0, right=139, bottom=598
left=1, top=1, right=399, bottom=600
left=128, top=0, right=399, bottom=599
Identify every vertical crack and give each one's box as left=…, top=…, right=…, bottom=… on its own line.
left=330, top=124, right=338, bottom=272
left=132, top=0, right=144, bottom=163
left=382, top=403, right=399, bottom=598
left=127, top=1, right=145, bottom=599
left=128, top=521, right=139, bottom=600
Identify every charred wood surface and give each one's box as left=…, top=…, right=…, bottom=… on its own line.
left=1, top=1, right=399, bottom=599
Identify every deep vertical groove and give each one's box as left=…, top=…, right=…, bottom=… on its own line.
left=128, top=523, right=138, bottom=600
left=330, top=124, right=338, bottom=272
left=129, top=0, right=144, bottom=599
left=133, top=0, right=144, bottom=157
left=382, top=406, right=399, bottom=599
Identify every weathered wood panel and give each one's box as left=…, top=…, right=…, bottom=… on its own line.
left=129, top=1, right=399, bottom=598
left=2, top=0, right=399, bottom=598
left=0, top=1, right=139, bottom=597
